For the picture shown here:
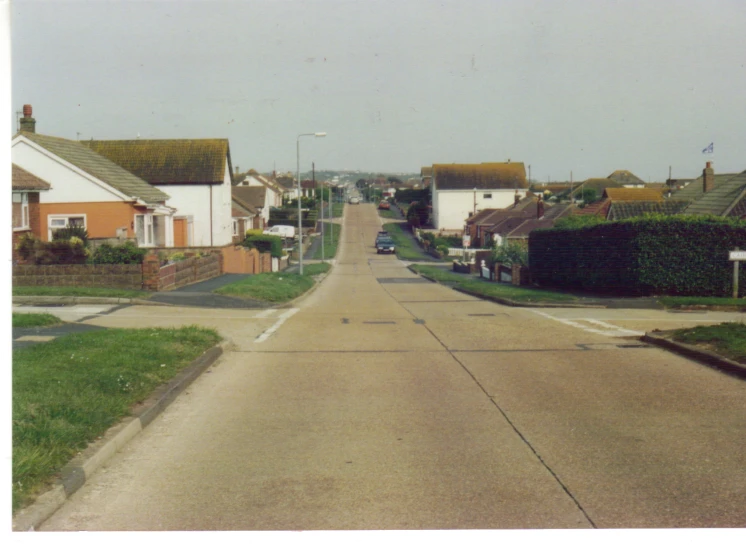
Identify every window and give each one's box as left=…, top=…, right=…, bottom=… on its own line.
left=12, top=193, right=29, bottom=230
left=483, top=193, right=492, bottom=199
left=232, top=219, right=238, bottom=236
left=48, top=214, right=85, bottom=239
left=135, top=214, right=153, bottom=246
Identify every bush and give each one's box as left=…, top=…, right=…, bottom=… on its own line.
left=529, top=214, right=746, bottom=296
left=51, top=225, right=89, bottom=245
left=435, top=244, right=449, bottom=256
left=243, top=235, right=284, bottom=258
left=91, top=241, right=148, bottom=265
left=245, top=229, right=264, bottom=238
left=168, top=252, right=187, bottom=262
left=15, top=234, right=89, bottom=265
left=491, top=241, right=528, bottom=267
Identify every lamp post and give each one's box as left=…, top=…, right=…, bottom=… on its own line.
left=297, top=132, right=326, bottom=274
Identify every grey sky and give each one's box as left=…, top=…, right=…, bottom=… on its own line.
left=10, top=0, right=746, bottom=181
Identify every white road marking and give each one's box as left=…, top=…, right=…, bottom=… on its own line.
left=529, top=310, right=644, bottom=337
left=254, top=308, right=300, bottom=343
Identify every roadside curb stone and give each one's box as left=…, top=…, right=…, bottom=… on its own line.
left=11, top=344, right=225, bottom=532
left=641, top=332, right=746, bottom=378
left=13, top=296, right=172, bottom=307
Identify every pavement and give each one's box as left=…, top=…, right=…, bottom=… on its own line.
left=21, top=202, right=746, bottom=531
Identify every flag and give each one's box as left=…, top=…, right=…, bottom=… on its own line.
left=702, top=142, right=714, bottom=154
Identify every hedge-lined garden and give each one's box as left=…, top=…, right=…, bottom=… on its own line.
left=529, top=215, right=746, bottom=296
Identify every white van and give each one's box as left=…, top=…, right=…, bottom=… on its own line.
left=263, top=225, right=296, bottom=239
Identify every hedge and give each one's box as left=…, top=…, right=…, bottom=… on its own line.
left=529, top=215, right=746, bottom=296
left=243, top=235, right=284, bottom=258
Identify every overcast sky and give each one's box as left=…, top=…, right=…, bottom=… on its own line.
left=9, top=0, right=746, bottom=181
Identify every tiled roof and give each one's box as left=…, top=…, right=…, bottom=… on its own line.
left=232, top=199, right=257, bottom=217
left=607, top=170, right=644, bottom=185
left=675, top=171, right=746, bottom=216
left=507, top=218, right=556, bottom=238
left=466, top=208, right=500, bottom=225
left=433, top=162, right=527, bottom=190
left=607, top=200, right=691, bottom=221
left=479, top=209, right=529, bottom=227
left=644, top=182, right=668, bottom=189
left=17, top=132, right=169, bottom=204
left=300, top=180, right=317, bottom=189
left=575, top=198, right=612, bottom=218
left=571, top=178, right=623, bottom=196
left=82, top=139, right=230, bottom=185
left=232, top=186, right=266, bottom=210
left=421, top=166, right=433, bottom=177
left=604, top=188, right=664, bottom=201
left=12, top=163, right=51, bottom=191
left=275, top=176, right=295, bottom=189
left=542, top=202, right=575, bottom=220
left=484, top=216, right=532, bottom=236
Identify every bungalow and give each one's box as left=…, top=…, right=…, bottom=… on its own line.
left=83, top=138, right=234, bottom=247
left=12, top=163, right=51, bottom=259
left=235, top=169, right=284, bottom=208
left=232, top=186, right=271, bottom=226
left=673, top=163, right=746, bottom=218
left=465, top=195, right=539, bottom=247
left=231, top=198, right=258, bottom=243
left=12, top=107, right=175, bottom=247
left=576, top=187, right=687, bottom=220
left=430, top=162, right=528, bottom=230
left=607, top=169, right=645, bottom=188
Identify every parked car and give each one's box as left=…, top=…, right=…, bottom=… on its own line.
left=349, top=197, right=360, bottom=204
left=376, top=237, right=396, bottom=254
left=375, top=231, right=389, bottom=245
left=378, top=200, right=390, bottom=210
left=263, top=225, right=296, bottom=239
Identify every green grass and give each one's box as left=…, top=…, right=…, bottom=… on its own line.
left=658, top=296, right=746, bottom=309
left=12, top=313, right=63, bottom=328
left=382, top=222, right=433, bottom=261
left=13, top=286, right=151, bottom=299
left=671, top=322, right=746, bottom=363
left=12, top=325, right=221, bottom=511
left=312, top=222, right=341, bottom=259
left=332, top=203, right=345, bottom=218
left=378, top=208, right=399, bottom=219
left=409, top=264, right=578, bottom=303
left=215, top=266, right=329, bottom=302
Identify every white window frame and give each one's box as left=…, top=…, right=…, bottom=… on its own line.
left=47, top=214, right=86, bottom=240
left=13, top=192, right=29, bottom=230
left=232, top=219, right=239, bottom=236
left=483, top=193, right=493, bottom=199
left=134, top=213, right=154, bottom=247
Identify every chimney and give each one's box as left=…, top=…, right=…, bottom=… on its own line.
left=703, top=161, right=714, bottom=193
left=537, top=196, right=544, bottom=219
left=514, top=191, right=520, bottom=206
left=20, top=104, right=36, bottom=133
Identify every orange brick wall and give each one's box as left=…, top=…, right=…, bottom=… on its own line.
left=39, top=202, right=138, bottom=241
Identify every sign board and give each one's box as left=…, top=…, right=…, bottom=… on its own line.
left=729, top=251, right=746, bottom=261
left=462, top=235, right=471, bottom=248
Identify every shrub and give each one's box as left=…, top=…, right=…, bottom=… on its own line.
left=15, top=234, right=88, bottom=264
left=491, top=241, right=528, bottom=267
left=529, top=214, right=746, bottom=296
left=245, top=229, right=264, bottom=238
left=435, top=244, right=449, bottom=256
left=51, top=225, right=89, bottom=245
left=168, top=252, right=187, bottom=262
left=91, top=241, right=148, bottom=265
left=243, top=235, right=284, bottom=258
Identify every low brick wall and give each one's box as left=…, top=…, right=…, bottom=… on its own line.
left=143, top=252, right=223, bottom=291
left=12, top=264, right=143, bottom=289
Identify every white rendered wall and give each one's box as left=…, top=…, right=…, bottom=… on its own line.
left=12, top=140, right=125, bottom=203
left=433, top=188, right=526, bottom=230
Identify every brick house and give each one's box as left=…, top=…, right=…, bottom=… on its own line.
left=12, top=163, right=51, bottom=261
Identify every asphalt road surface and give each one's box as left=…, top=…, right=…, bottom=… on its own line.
left=40, top=204, right=746, bottom=531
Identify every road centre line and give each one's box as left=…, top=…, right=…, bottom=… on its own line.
left=254, top=308, right=300, bottom=343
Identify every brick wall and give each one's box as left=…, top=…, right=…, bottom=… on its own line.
left=13, top=264, right=143, bottom=289
left=145, top=252, right=223, bottom=291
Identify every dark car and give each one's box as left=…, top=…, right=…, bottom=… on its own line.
left=376, top=237, right=396, bottom=254
left=375, top=231, right=389, bottom=246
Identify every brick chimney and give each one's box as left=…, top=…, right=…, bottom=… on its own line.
left=537, top=196, right=544, bottom=219
left=703, top=161, right=714, bottom=193
left=20, top=104, right=36, bottom=133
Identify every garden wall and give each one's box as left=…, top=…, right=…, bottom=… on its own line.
left=142, top=252, right=222, bottom=291
left=12, top=264, right=143, bottom=289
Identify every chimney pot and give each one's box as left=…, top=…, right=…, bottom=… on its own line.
left=20, top=104, right=36, bottom=133
left=23, top=104, right=32, bottom=117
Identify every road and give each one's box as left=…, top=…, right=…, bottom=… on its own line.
left=39, top=204, right=746, bottom=530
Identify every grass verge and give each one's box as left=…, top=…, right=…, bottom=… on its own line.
left=670, top=322, right=746, bottom=364
left=12, top=313, right=63, bottom=328
left=215, top=263, right=331, bottom=302
left=382, top=222, right=433, bottom=261
left=410, top=264, right=578, bottom=303
left=658, top=296, right=746, bottom=309
left=13, top=286, right=151, bottom=299
left=12, top=325, right=221, bottom=511
left=378, top=209, right=399, bottom=220
left=312, top=222, right=341, bottom=259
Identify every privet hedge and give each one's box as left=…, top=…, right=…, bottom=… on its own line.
left=528, top=215, right=746, bottom=296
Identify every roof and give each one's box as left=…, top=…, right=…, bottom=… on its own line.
left=82, top=139, right=231, bottom=185
left=232, top=198, right=257, bottom=217
left=507, top=218, right=556, bottom=238
left=607, top=170, right=644, bottom=185
left=671, top=171, right=746, bottom=216
left=433, top=162, right=527, bottom=190
left=644, top=182, right=668, bottom=189
left=466, top=208, right=500, bottom=225
left=542, top=202, right=575, bottom=220
left=574, top=198, right=612, bottom=218
left=607, top=200, right=691, bottom=221
left=603, top=188, right=664, bottom=201
left=300, top=180, right=317, bottom=189
left=17, top=132, right=169, bottom=204
left=571, top=178, right=624, bottom=196
left=421, top=166, right=433, bottom=177
left=232, top=186, right=266, bottom=210
left=12, top=163, right=51, bottom=191
left=274, top=176, right=296, bottom=190
left=484, top=215, right=532, bottom=236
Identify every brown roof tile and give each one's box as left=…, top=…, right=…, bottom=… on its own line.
left=433, top=162, right=527, bottom=190
left=604, top=188, right=664, bottom=201
left=12, top=163, right=51, bottom=191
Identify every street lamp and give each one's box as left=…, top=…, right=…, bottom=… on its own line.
left=297, top=132, right=326, bottom=275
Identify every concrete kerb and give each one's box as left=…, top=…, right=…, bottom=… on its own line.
left=277, top=260, right=336, bottom=308
left=641, top=332, right=746, bottom=379
left=11, top=344, right=225, bottom=532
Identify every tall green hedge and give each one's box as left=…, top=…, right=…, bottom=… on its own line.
left=529, top=215, right=746, bottom=296
left=243, top=235, right=284, bottom=258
